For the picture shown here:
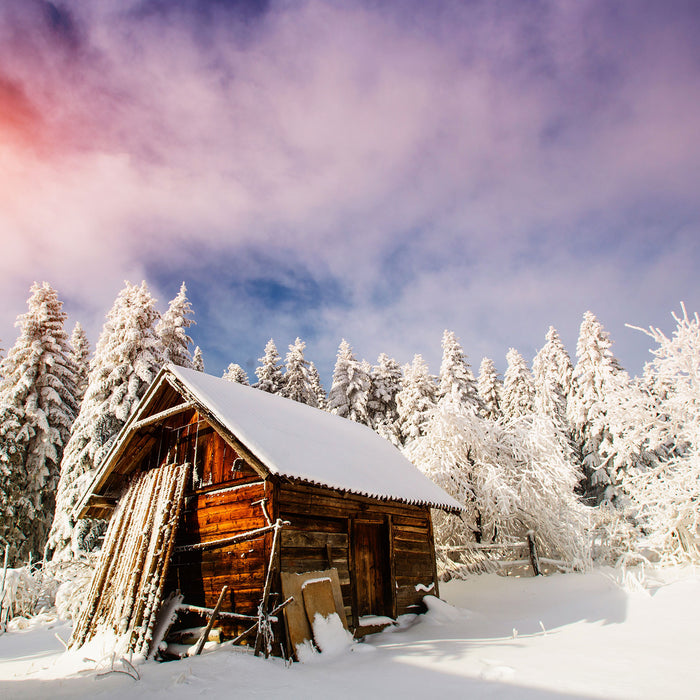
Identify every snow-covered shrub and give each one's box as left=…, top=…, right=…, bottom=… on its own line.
left=0, top=557, right=95, bottom=627
left=405, top=397, right=593, bottom=577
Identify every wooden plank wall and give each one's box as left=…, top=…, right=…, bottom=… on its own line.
left=278, top=482, right=439, bottom=623
left=164, top=427, right=272, bottom=637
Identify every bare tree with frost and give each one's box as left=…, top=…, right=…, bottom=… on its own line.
left=47, top=281, right=163, bottom=561
left=156, top=282, right=195, bottom=368
left=406, top=396, right=592, bottom=576
left=254, top=339, right=284, bottom=394
left=0, top=283, right=80, bottom=565
left=621, top=304, right=700, bottom=563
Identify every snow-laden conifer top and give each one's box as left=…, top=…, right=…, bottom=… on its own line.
left=169, top=365, right=462, bottom=511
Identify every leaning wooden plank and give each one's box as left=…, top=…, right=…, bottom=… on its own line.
left=280, top=568, right=348, bottom=660
left=194, top=585, right=228, bottom=656
left=302, top=578, right=337, bottom=628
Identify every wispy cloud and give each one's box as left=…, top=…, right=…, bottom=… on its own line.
left=0, top=0, right=698, bottom=378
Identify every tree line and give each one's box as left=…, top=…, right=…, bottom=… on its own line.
left=0, top=280, right=698, bottom=575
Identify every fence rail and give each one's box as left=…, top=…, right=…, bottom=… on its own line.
left=436, top=532, right=567, bottom=577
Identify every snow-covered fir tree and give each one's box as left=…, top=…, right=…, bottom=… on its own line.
left=366, top=353, right=403, bottom=445
left=533, top=327, right=573, bottom=426
left=327, top=339, right=369, bottom=423
left=438, top=330, right=483, bottom=414
left=46, top=281, right=163, bottom=561
left=222, top=363, right=250, bottom=385
left=502, top=348, right=535, bottom=420
left=568, top=312, right=634, bottom=506
left=396, top=354, right=437, bottom=444
left=192, top=346, right=204, bottom=372
left=308, top=362, right=327, bottom=410
left=254, top=339, right=284, bottom=394
left=532, top=327, right=576, bottom=458
left=282, top=337, right=317, bottom=407
left=0, top=283, right=80, bottom=565
left=156, top=282, right=194, bottom=368
left=70, top=322, right=90, bottom=403
left=477, top=357, right=502, bottom=420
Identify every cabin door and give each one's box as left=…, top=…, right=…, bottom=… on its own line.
left=353, top=520, right=391, bottom=618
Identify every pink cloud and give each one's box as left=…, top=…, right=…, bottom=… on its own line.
left=0, top=1, right=698, bottom=373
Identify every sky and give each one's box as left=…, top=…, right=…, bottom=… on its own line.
left=1, top=0, right=699, bottom=385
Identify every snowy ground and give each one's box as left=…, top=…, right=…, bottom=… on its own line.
left=1, top=567, right=698, bottom=700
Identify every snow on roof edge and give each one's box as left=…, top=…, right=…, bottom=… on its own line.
left=168, top=365, right=464, bottom=512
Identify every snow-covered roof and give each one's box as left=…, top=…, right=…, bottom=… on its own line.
left=166, top=365, right=462, bottom=511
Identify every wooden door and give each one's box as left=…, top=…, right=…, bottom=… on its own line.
left=353, top=521, right=390, bottom=617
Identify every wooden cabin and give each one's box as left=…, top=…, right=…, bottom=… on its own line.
left=72, top=365, right=462, bottom=659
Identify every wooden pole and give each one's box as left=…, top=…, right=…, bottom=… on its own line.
left=230, top=596, right=294, bottom=647
left=194, top=585, right=228, bottom=656
left=527, top=531, right=542, bottom=576
left=172, top=522, right=280, bottom=554
left=0, top=544, right=9, bottom=631
left=254, top=518, right=283, bottom=657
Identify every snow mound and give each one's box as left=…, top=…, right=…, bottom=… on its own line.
left=422, top=594, right=472, bottom=623
left=296, top=612, right=356, bottom=662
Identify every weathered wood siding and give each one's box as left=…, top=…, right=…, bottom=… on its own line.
left=163, top=425, right=273, bottom=636
left=278, top=481, right=439, bottom=624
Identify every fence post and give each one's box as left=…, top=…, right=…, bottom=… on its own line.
left=526, top=531, right=542, bottom=576
left=0, top=544, right=9, bottom=632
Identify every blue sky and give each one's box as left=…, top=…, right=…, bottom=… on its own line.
left=1, top=0, right=699, bottom=385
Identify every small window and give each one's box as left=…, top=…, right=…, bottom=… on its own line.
left=232, top=457, right=246, bottom=477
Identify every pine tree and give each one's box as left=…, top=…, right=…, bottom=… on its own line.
left=47, top=281, right=163, bottom=560
left=366, top=353, right=403, bottom=444
left=327, top=339, right=369, bottom=423
left=568, top=311, right=632, bottom=505
left=192, top=346, right=205, bottom=372
left=282, top=337, right=317, bottom=407
left=157, top=282, right=194, bottom=368
left=502, top=348, right=535, bottom=420
left=438, top=330, right=483, bottom=414
left=70, top=322, right=90, bottom=403
left=533, top=327, right=573, bottom=423
left=254, top=339, right=284, bottom=394
left=532, top=327, right=576, bottom=457
left=477, top=357, right=502, bottom=420
left=0, top=283, right=80, bottom=565
left=396, top=354, right=437, bottom=444
left=222, top=363, right=250, bottom=385
left=307, top=363, right=327, bottom=410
